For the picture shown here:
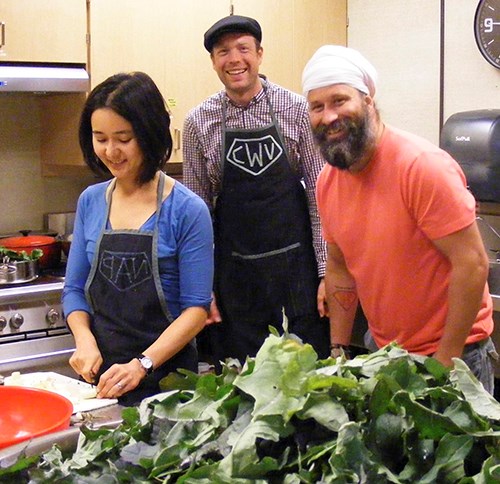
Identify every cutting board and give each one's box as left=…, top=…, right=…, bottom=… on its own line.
left=4, top=371, right=118, bottom=414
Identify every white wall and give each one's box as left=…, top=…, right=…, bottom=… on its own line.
left=347, top=0, right=500, bottom=145
left=444, top=0, right=500, bottom=117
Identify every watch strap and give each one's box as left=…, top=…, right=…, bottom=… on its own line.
left=137, top=354, right=154, bottom=375
left=329, top=343, right=351, bottom=359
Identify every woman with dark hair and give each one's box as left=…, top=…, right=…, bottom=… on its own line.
left=63, top=72, right=214, bottom=406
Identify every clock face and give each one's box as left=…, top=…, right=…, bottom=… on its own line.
left=474, top=0, right=500, bottom=69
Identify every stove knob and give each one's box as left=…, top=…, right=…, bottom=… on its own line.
left=9, top=313, right=24, bottom=330
left=0, top=316, right=6, bottom=331
left=46, top=308, right=60, bottom=327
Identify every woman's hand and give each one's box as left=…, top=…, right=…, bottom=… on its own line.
left=67, top=311, right=103, bottom=384
left=96, top=358, right=146, bottom=399
left=69, top=340, right=103, bottom=385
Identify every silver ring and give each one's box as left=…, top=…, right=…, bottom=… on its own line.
left=116, top=382, right=123, bottom=389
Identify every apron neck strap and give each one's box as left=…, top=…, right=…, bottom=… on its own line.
left=104, top=172, right=167, bottom=230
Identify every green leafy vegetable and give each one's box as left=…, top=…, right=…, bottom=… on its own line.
left=0, top=247, right=43, bottom=262
left=1, top=336, right=499, bottom=483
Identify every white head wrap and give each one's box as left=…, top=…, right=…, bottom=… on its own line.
left=302, top=45, right=378, bottom=98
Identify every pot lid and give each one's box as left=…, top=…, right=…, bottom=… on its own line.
left=0, top=230, right=58, bottom=239
left=0, top=235, right=57, bottom=247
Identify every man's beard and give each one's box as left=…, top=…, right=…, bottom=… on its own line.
left=313, top=108, right=372, bottom=170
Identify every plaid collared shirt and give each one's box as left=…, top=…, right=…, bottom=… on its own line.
left=182, top=80, right=326, bottom=276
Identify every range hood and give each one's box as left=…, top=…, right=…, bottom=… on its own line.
left=0, top=62, right=89, bottom=93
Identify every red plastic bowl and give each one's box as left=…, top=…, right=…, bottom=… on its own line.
left=0, top=386, right=73, bottom=450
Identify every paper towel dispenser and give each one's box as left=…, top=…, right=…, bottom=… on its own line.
left=440, top=109, right=500, bottom=202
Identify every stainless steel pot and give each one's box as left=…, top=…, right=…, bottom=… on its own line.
left=0, top=259, right=39, bottom=284
left=0, top=235, right=60, bottom=270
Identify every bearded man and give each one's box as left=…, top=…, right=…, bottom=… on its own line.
left=302, top=45, right=498, bottom=394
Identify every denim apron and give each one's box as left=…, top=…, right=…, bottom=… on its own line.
left=85, top=173, right=197, bottom=405
left=210, top=82, right=329, bottom=365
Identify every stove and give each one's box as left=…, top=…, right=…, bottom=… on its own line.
left=0, top=267, right=77, bottom=378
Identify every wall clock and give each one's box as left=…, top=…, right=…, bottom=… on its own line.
left=474, top=0, right=500, bottom=69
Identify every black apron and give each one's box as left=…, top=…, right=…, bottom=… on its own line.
left=210, top=83, right=329, bottom=365
left=85, top=173, right=197, bottom=406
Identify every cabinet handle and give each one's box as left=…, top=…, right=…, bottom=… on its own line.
left=174, top=128, right=181, bottom=151
left=0, top=22, right=5, bottom=50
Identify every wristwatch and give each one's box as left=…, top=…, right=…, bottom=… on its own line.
left=330, top=343, right=350, bottom=359
left=136, top=354, right=154, bottom=375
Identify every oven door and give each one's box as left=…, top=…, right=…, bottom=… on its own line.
left=0, top=333, right=76, bottom=378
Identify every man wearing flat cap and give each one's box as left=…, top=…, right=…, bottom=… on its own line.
left=302, top=45, right=497, bottom=393
left=183, top=15, right=329, bottom=367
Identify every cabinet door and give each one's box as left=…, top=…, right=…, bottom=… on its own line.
left=0, top=0, right=87, bottom=63
left=232, top=0, right=347, bottom=94
left=40, top=93, right=89, bottom=177
left=89, top=0, right=166, bottom=88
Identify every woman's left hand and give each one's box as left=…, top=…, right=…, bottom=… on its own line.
left=96, top=358, right=145, bottom=399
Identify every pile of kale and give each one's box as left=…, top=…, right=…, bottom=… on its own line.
left=1, top=328, right=500, bottom=483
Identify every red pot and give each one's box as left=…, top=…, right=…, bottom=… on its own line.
left=0, top=235, right=61, bottom=269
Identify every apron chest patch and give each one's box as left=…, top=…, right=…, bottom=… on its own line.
left=98, top=250, right=152, bottom=291
left=226, top=134, right=283, bottom=176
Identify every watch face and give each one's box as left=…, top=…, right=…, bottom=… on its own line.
left=474, top=0, right=500, bottom=69
left=139, top=355, right=153, bottom=373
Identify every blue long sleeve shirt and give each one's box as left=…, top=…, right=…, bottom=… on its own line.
left=62, top=179, right=214, bottom=320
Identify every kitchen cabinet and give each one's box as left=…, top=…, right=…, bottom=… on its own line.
left=0, top=0, right=87, bottom=63
left=41, top=0, right=346, bottom=175
left=89, top=0, right=347, bottom=163
left=40, top=93, right=90, bottom=177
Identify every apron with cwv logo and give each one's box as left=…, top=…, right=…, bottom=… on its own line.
left=211, top=83, right=329, bottom=364
left=85, top=173, right=197, bottom=405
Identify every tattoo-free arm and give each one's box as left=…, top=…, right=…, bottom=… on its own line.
left=431, top=221, right=489, bottom=367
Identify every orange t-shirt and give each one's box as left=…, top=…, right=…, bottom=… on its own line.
left=316, top=126, right=493, bottom=355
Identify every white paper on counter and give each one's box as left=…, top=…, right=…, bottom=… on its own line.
left=4, top=371, right=118, bottom=414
